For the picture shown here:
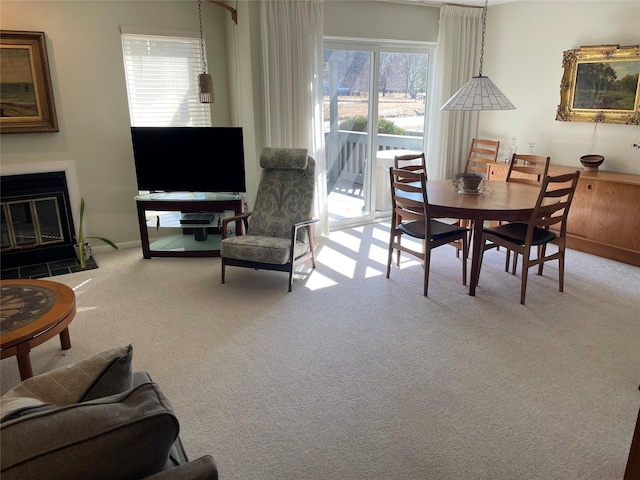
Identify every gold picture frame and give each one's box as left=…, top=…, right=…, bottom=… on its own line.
left=556, top=44, right=640, bottom=125
left=0, top=30, right=58, bottom=134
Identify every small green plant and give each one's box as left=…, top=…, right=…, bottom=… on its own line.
left=338, top=116, right=406, bottom=135
left=75, top=197, right=118, bottom=268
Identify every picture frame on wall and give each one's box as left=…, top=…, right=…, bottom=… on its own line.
left=556, top=44, right=640, bottom=125
left=0, top=30, right=59, bottom=134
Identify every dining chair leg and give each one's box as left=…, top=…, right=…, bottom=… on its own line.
left=537, top=244, right=546, bottom=275
left=558, top=250, right=565, bottom=293
left=511, top=251, right=518, bottom=275
left=462, top=236, right=468, bottom=286
left=520, top=246, right=532, bottom=305
left=455, top=219, right=469, bottom=258
left=477, top=235, right=486, bottom=285
left=466, top=222, right=474, bottom=260
left=386, top=232, right=395, bottom=278
left=423, top=250, right=431, bottom=297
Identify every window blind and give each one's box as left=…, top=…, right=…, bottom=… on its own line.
left=121, top=34, right=211, bottom=127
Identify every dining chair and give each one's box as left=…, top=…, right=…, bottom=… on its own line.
left=506, top=153, right=551, bottom=185
left=498, top=153, right=552, bottom=271
left=392, top=152, right=463, bottom=256
left=464, top=138, right=500, bottom=176
left=455, top=138, right=500, bottom=257
left=386, top=167, right=469, bottom=297
left=394, top=152, right=426, bottom=177
left=391, top=152, right=426, bottom=230
left=478, top=171, right=581, bottom=304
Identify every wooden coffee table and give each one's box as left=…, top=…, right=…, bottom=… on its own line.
left=1, top=279, right=76, bottom=380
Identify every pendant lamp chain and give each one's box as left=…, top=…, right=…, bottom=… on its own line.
left=198, top=0, right=214, bottom=104
left=478, top=0, right=487, bottom=76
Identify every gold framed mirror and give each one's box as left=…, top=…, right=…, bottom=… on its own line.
left=556, top=44, right=640, bottom=125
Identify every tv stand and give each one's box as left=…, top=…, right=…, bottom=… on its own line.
left=134, top=192, right=245, bottom=258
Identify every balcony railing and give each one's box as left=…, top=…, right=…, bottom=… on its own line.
left=326, top=130, right=423, bottom=184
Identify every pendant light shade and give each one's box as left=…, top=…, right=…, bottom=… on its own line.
left=441, top=75, right=514, bottom=110
left=199, top=73, right=214, bottom=104
left=441, top=0, right=514, bottom=111
left=197, top=0, right=214, bottom=104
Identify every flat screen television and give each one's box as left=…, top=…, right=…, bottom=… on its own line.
left=130, top=127, right=246, bottom=193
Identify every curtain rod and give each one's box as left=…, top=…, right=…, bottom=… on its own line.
left=205, top=0, right=238, bottom=24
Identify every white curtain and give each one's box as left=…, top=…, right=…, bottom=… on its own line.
left=426, top=5, right=482, bottom=179
left=260, top=0, right=328, bottom=237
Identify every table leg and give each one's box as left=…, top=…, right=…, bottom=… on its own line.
left=15, top=343, right=33, bottom=381
left=59, top=327, right=71, bottom=350
left=469, top=217, right=485, bottom=296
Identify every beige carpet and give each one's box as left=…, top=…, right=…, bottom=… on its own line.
left=2, top=221, right=639, bottom=480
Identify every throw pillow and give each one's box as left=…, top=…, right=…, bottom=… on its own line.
left=0, top=382, right=179, bottom=480
left=2, top=345, right=133, bottom=406
left=80, top=344, right=133, bottom=401
left=0, top=397, right=56, bottom=422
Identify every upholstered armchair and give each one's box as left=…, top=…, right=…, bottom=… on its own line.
left=220, top=147, right=318, bottom=292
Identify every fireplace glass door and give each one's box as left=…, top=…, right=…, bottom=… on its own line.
left=1, top=197, right=64, bottom=251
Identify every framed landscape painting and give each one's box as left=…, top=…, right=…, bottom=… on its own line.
left=556, top=44, right=640, bottom=125
left=0, top=30, right=58, bottom=134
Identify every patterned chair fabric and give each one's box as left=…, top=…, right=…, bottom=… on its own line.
left=220, top=147, right=318, bottom=291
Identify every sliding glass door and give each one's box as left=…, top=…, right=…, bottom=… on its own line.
left=324, top=40, right=433, bottom=229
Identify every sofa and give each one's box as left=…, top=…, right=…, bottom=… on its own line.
left=0, top=345, right=217, bottom=480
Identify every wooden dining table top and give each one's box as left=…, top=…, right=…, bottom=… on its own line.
left=424, top=179, right=547, bottom=220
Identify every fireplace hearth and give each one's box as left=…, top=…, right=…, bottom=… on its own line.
left=1, top=172, right=77, bottom=270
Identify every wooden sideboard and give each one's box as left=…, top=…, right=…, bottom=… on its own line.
left=487, top=163, right=640, bottom=267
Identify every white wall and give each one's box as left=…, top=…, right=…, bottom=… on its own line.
left=481, top=1, right=640, bottom=174
left=0, top=1, right=230, bottom=246
left=324, top=0, right=440, bottom=42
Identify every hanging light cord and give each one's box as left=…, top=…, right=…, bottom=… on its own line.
left=198, top=0, right=207, bottom=75
left=478, top=0, right=488, bottom=77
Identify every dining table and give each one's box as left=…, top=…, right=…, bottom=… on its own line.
left=424, top=179, right=552, bottom=296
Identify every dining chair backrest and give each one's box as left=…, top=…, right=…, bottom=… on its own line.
left=465, top=138, right=500, bottom=176
left=530, top=171, right=581, bottom=239
left=387, top=167, right=469, bottom=296
left=389, top=167, right=428, bottom=228
left=507, top=154, right=551, bottom=186
left=394, top=152, right=426, bottom=181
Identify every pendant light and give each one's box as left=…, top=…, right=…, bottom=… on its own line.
left=198, top=0, right=214, bottom=104
left=441, top=0, right=514, bottom=111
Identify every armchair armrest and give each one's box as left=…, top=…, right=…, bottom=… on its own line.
left=221, top=211, right=252, bottom=239
left=290, top=218, right=320, bottom=252
left=292, top=218, right=320, bottom=234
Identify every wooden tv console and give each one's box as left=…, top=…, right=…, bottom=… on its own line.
left=487, top=163, right=640, bottom=267
left=135, top=192, right=245, bottom=258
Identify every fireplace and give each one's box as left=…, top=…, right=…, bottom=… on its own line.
left=1, top=172, right=76, bottom=269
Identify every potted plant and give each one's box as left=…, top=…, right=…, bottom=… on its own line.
left=74, top=197, right=118, bottom=268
